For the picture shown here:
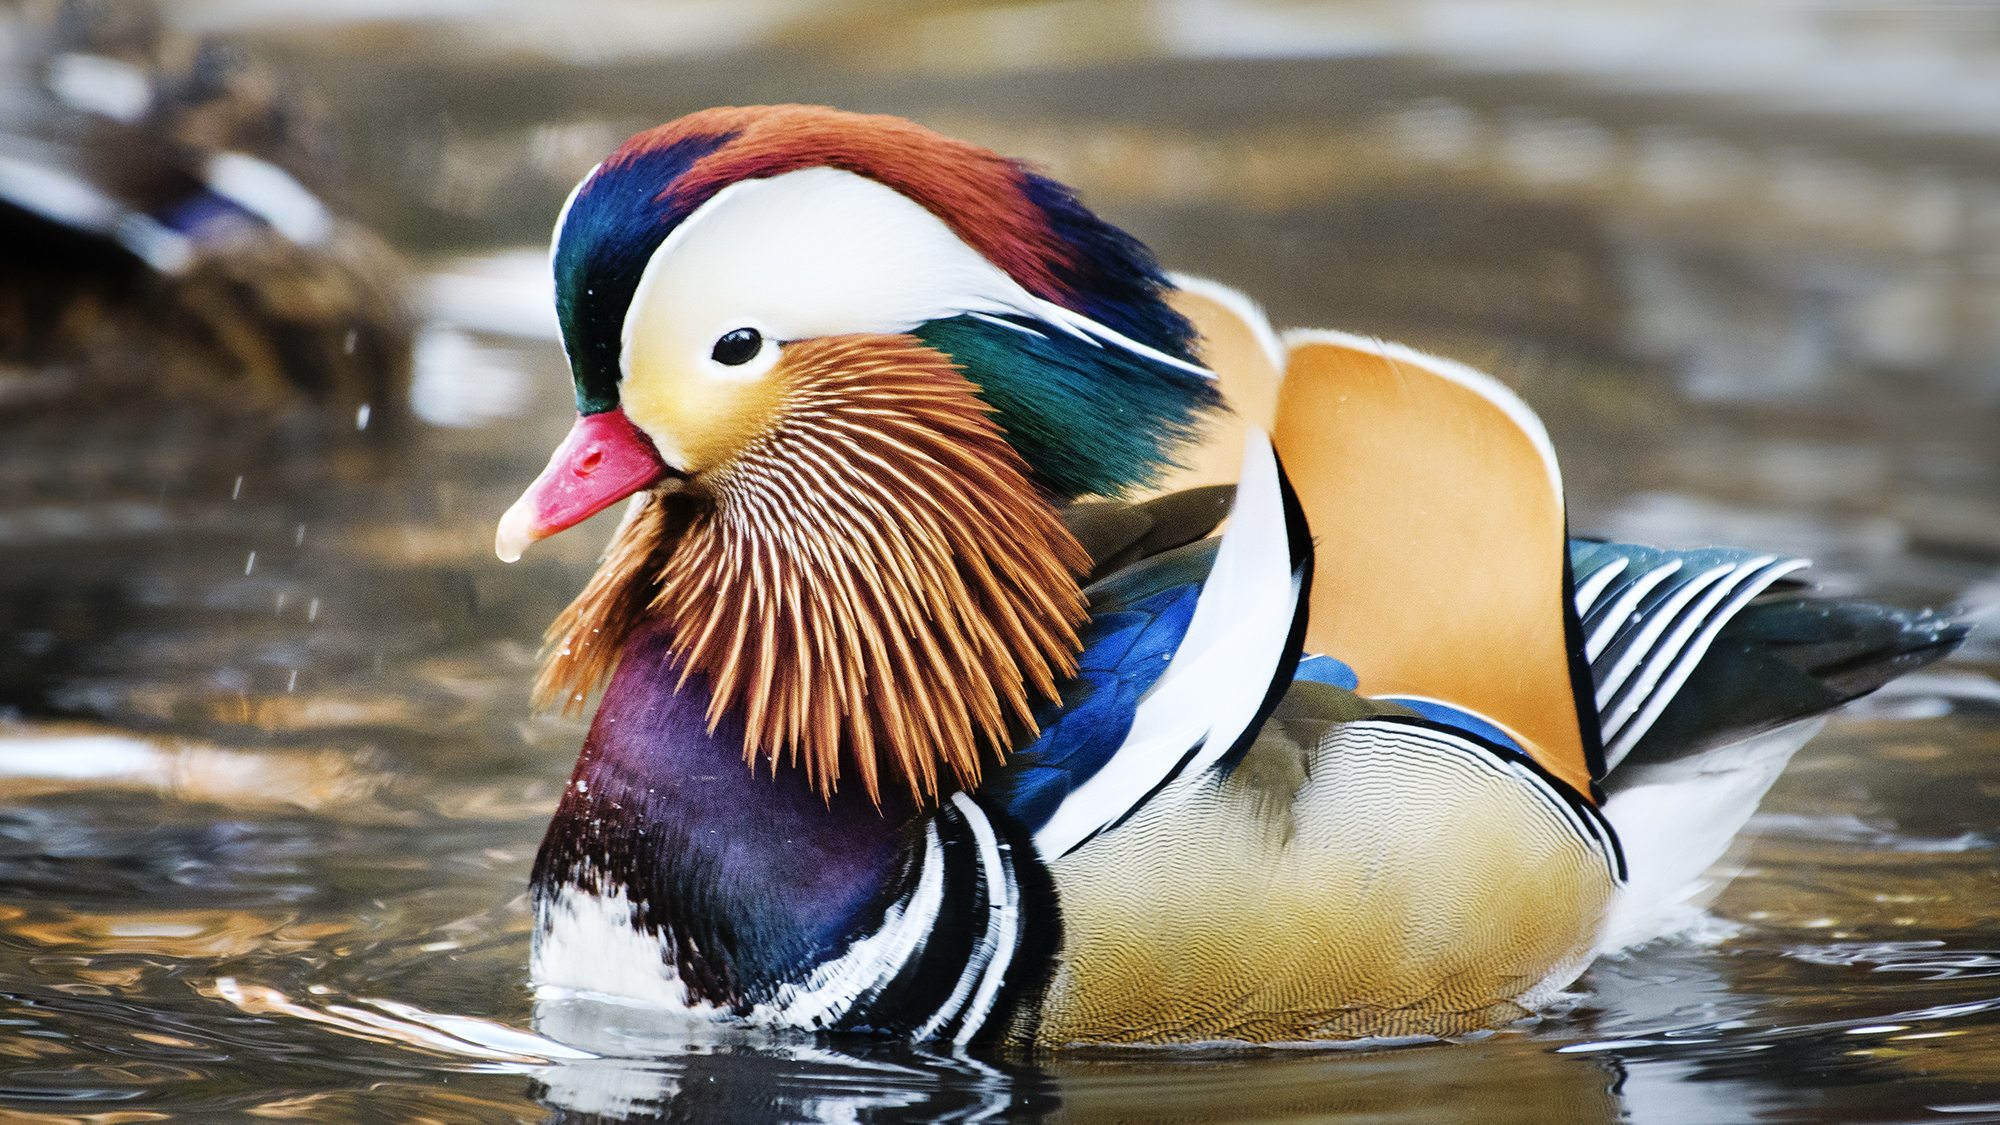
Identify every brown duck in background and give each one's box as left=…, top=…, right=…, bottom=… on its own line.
left=0, top=0, right=411, bottom=437
left=0, top=0, right=420, bottom=739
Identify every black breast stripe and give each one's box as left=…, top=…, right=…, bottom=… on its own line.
left=826, top=794, right=1061, bottom=1043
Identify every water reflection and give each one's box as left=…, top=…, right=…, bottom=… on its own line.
left=530, top=1034, right=1034, bottom=1124
left=523, top=999, right=1636, bottom=1125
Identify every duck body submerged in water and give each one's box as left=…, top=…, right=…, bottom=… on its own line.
left=496, top=105, right=1966, bottom=1047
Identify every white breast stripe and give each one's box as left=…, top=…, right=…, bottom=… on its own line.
left=913, top=795, right=1009, bottom=1040
left=951, top=796, right=1020, bottom=1046
left=538, top=803, right=1032, bottom=1039
left=767, top=818, right=945, bottom=1029
left=1032, top=428, right=1301, bottom=858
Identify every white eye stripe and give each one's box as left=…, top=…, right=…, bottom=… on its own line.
left=619, top=166, right=1209, bottom=387
left=620, top=168, right=1019, bottom=386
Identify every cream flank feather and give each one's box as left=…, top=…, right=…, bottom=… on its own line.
left=537, top=334, right=1090, bottom=804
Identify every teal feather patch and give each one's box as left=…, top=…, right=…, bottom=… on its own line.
left=914, top=315, right=1222, bottom=499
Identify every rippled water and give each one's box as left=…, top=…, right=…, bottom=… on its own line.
left=5, top=5, right=2000, bottom=1122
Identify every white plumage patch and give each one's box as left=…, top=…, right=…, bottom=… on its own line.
left=1597, top=717, right=1825, bottom=952
left=531, top=884, right=708, bottom=1011
left=1033, top=427, right=1303, bottom=859
left=621, top=169, right=1038, bottom=390
left=531, top=831, right=944, bottom=1027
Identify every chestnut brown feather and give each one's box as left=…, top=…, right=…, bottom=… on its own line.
left=537, top=334, right=1090, bottom=805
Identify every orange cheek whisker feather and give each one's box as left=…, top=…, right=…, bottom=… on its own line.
left=531, top=492, right=688, bottom=718
left=535, top=334, right=1089, bottom=806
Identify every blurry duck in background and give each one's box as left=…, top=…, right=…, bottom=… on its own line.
left=0, top=0, right=409, bottom=430
left=497, top=106, right=1967, bottom=1046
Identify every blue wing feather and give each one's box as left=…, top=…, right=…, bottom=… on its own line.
left=1292, top=653, right=1359, bottom=689
left=984, top=544, right=1213, bottom=831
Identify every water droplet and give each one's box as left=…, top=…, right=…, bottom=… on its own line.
left=231, top=476, right=243, bottom=500
left=295, top=524, right=306, bottom=546
left=308, top=598, right=320, bottom=623
left=287, top=669, right=298, bottom=693
left=356, top=403, right=372, bottom=430
left=244, top=551, right=256, bottom=575
left=343, top=328, right=357, bottom=355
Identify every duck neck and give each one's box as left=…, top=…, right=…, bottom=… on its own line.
left=529, top=618, right=923, bottom=1013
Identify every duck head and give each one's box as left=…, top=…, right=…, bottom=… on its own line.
left=496, top=105, right=1221, bottom=804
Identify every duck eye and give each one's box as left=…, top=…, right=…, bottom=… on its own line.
left=711, top=328, right=763, bottom=366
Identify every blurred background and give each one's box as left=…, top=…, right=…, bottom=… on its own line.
left=72, top=0, right=2000, bottom=566
left=2, top=2, right=1999, bottom=1122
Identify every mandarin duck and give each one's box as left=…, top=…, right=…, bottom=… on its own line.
left=496, top=105, right=1967, bottom=1047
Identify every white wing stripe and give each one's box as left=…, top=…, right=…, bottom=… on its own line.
left=1032, top=428, right=1300, bottom=858
left=1594, top=562, right=1735, bottom=708
left=1602, top=557, right=1809, bottom=769
left=1572, top=555, right=1628, bottom=618
left=1600, top=558, right=1775, bottom=741
left=1585, top=559, right=1683, bottom=663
